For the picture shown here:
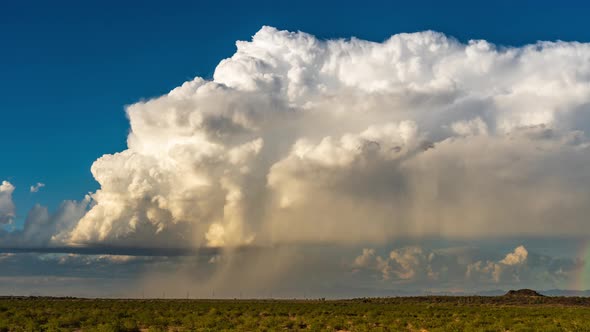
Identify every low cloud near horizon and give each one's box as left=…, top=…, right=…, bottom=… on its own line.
left=2, top=26, right=590, bottom=294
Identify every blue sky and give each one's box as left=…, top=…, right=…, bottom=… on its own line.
left=3, top=0, right=590, bottom=224
left=2, top=1, right=590, bottom=296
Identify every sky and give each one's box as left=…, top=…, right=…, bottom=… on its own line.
left=2, top=0, right=590, bottom=297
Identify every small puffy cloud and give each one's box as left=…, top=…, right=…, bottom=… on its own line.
left=0, top=181, right=16, bottom=225
left=353, top=248, right=376, bottom=268
left=500, top=245, right=528, bottom=265
left=354, top=245, right=578, bottom=289
left=30, top=182, right=45, bottom=193
left=388, top=247, right=435, bottom=280
left=467, top=246, right=529, bottom=283
left=354, top=246, right=461, bottom=282
left=465, top=245, right=577, bottom=286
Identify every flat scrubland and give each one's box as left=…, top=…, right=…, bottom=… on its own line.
left=1, top=296, right=590, bottom=332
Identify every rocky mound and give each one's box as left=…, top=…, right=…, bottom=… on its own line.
left=504, top=289, right=544, bottom=297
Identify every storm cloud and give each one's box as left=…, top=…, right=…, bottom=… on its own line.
left=56, top=26, right=590, bottom=248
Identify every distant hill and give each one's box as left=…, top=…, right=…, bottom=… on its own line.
left=504, top=289, right=544, bottom=297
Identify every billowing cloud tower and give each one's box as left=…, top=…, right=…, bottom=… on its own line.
left=59, top=26, right=590, bottom=249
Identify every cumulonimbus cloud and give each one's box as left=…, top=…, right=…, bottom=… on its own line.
left=12, top=26, right=590, bottom=249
